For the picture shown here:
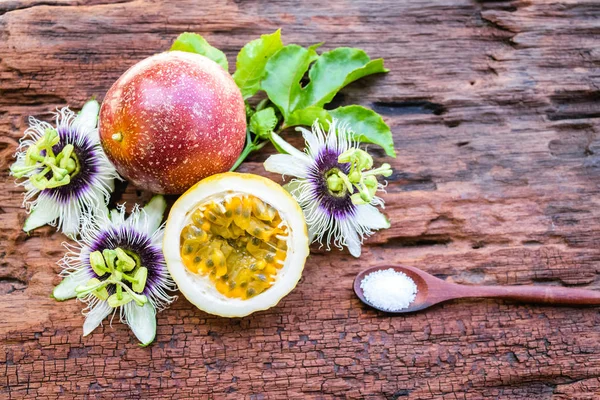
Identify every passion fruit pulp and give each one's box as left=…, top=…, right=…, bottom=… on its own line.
left=180, top=194, right=288, bottom=300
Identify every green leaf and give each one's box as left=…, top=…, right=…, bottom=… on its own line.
left=170, top=32, right=228, bottom=71
left=261, top=44, right=320, bottom=120
left=245, top=102, right=255, bottom=121
left=261, top=44, right=387, bottom=129
left=285, top=106, right=331, bottom=129
left=329, top=105, right=396, bottom=157
left=297, top=47, right=388, bottom=110
left=249, top=107, right=278, bottom=139
left=233, top=29, right=284, bottom=99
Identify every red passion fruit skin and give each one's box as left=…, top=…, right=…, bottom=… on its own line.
left=99, top=51, right=247, bottom=194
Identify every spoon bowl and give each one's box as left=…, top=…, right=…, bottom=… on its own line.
left=354, top=265, right=440, bottom=313
left=355, top=264, right=600, bottom=314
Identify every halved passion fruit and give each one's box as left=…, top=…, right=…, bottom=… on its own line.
left=163, top=172, right=309, bottom=317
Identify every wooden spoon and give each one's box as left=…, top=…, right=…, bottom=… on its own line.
left=354, top=265, right=600, bottom=313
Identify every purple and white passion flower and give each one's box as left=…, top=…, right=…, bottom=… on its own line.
left=10, top=100, right=119, bottom=237
left=53, top=196, right=177, bottom=346
left=264, top=119, right=392, bottom=258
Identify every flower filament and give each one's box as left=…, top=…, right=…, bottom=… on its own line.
left=10, top=128, right=81, bottom=190
left=75, top=247, right=148, bottom=308
left=326, top=148, right=392, bottom=205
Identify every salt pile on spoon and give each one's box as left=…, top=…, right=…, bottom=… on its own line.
left=360, top=268, right=418, bottom=311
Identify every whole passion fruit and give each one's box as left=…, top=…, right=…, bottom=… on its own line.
left=99, top=51, right=246, bottom=194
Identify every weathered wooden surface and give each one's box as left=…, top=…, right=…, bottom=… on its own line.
left=1, top=0, right=600, bottom=398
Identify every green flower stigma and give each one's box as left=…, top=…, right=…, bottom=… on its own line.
left=10, top=128, right=81, bottom=190
left=326, top=148, right=392, bottom=205
left=75, top=247, right=149, bottom=308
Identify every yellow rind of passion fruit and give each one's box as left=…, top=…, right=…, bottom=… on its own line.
left=163, top=172, right=309, bottom=317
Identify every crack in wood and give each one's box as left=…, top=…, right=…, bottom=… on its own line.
left=0, top=277, right=27, bottom=294
left=372, top=100, right=446, bottom=116
left=547, top=91, right=600, bottom=121
left=0, top=0, right=136, bottom=17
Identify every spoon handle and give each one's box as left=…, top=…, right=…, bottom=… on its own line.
left=457, top=284, right=600, bottom=306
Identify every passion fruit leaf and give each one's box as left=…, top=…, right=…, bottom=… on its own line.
left=170, top=32, right=229, bottom=71
left=262, top=44, right=387, bottom=125
left=249, top=107, right=278, bottom=139
left=295, top=47, right=388, bottom=110
left=329, top=105, right=396, bottom=157
left=261, top=44, right=320, bottom=120
left=245, top=102, right=255, bottom=121
left=285, top=106, right=331, bottom=129
left=233, top=29, right=283, bottom=99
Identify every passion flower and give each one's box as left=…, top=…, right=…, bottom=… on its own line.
left=53, top=196, right=176, bottom=345
left=264, top=119, right=392, bottom=257
left=163, top=172, right=309, bottom=317
left=10, top=101, right=119, bottom=236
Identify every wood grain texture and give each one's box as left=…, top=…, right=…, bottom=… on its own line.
left=1, top=0, right=600, bottom=398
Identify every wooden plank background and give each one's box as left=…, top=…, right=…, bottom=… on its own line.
left=1, top=0, right=600, bottom=398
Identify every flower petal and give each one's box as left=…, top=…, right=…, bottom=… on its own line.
left=72, top=99, right=100, bottom=136
left=52, top=270, right=90, bottom=301
left=340, top=219, right=362, bottom=257
left=355, top=204, right=391, bottom=231
left=264, top=154, right=312, bottom=179
left=110, top=208, right=122, bottom=223
left=141, top=195, right=166, bottom=233
left=23, top=199, right=60, bottom=232
left=60, top=204, right=81, bottom=238
left=270, top=132, right=312, bottom=161
left=124, top=302, right=156, bottom=346
left=96, top=201, right=109, bottom=221
left=83, top=301, right=112, bottom=336
left=297, top=126, right=323, bottom=158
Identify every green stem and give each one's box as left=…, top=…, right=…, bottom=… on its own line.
left=229, top=130, right=267, bottom=172
left=121, top=273, right=138, bottom=283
